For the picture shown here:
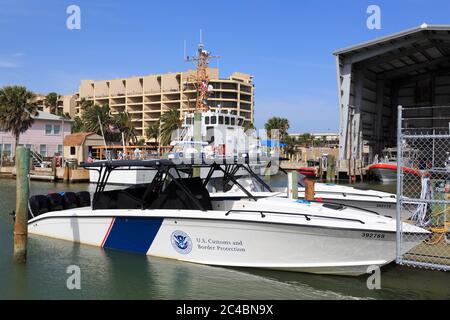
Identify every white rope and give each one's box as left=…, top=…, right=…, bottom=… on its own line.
left=411, top=176, right=431, bottom=227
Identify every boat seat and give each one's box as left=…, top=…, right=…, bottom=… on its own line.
left=149, top=177, right=212, bottom=211
left=93, top=185, right=158, bottom=210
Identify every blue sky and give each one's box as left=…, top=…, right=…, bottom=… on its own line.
left=1, top=0, right=449, bottom=133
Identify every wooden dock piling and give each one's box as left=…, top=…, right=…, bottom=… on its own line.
left=326, top=155, right=336, bottom=182
left=13, top=146, right=30, bottom=264
left=305, top=178, right=315, bottom=201
left=51, top=157, right=56, bottom=180
left=63, top=162, right=69, bottom=182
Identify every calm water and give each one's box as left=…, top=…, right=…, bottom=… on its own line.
left=0, top=177, right=449, bottom=300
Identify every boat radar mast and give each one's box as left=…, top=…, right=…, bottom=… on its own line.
left=185, top=32, right=219, bottom=112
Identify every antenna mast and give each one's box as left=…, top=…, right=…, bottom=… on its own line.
left=185, top=31, right=219, bottom=112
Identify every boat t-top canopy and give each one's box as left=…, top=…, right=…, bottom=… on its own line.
left=80, top=158, right=273, bottom=210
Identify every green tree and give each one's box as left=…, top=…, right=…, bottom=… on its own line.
left=264, top=117, right=290, bottom=140
left=45, top=92, right=60, bottom=114
left=113, top=112, right=137, bottom=145
left=135, top=138, right=146, bottom=146
left=159, top=109, right=182, bottom=146
left=81, top=103, right=112, bottom=138
left=0, top=86, right=38, bottom=151
left=78, top=98, right=95, bottom=111
left=57, top=110, right=71, bottom=119
left=320, top=135, right=328, bottom=147
left=243, top=121, right=255, bottom=131
left=283, top=135, right=298, bottom=157
left=298, top=133, right=312, bottom=147
left=71, top=116, right=84, bottom=133
left=145, top=121, right=160, bottom=143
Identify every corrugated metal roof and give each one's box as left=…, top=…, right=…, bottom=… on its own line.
left=33, top=111, right=74, bottom=122
left=333, top=24, right=450, bottom=56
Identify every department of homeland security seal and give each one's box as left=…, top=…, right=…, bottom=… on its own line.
left=171, top=230, right=192, bottom=254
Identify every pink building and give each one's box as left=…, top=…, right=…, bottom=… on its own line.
left=0, top=111, right=72, bottom=159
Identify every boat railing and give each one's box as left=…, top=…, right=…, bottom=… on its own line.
left=224, top=209, right=365, bottom=224
left=311, top=200, right=382, bottom=217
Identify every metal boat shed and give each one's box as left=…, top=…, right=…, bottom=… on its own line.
left=335, top=24, right=450, bottom=166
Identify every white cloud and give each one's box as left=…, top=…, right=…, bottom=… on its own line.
left=0, top=61, right=18, bottom=68
left=0, top=52, right=24, bottom=68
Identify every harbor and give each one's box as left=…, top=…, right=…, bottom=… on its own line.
left=1, top=1, right=450, bottom=304
left=0, top=178, right=449, bottom=300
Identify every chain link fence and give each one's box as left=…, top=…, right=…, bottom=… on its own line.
left=397, top=105, right=450, bottom=271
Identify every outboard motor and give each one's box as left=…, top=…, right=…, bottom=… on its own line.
left=76, top=191, right=91, bottom=207
left=28, top=195, right=50, bottom=219
left=62, top=192, right=78, bottom=209
left=47, top=193, right=64, bottom=211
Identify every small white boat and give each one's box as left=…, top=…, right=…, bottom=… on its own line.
left=298, top=183, right=399, bottom=219
left=223, top=173, right=400, bottom=219
left=28, top=159, right=429, bottom=276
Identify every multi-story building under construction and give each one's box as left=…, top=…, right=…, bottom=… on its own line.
left=77, top=68, right=254, bottom=141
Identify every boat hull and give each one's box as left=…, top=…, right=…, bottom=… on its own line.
left=368, top=164, right=424, bottom=183
left=28, top=212, right=425, bottom=276
left=368, top=167, right=398, bottom=183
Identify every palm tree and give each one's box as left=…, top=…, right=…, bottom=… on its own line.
left=159, top=109, right=182, bottom=146
left=113, top=112, right=137, bottom=145
left=71, top=116, right=84, bottom=133
left=283, top=135, right=298, bottom=158
left=264, top=117, right=290, bottom=140
left=81, top=103, right=112, bottom=137
left=297, top=133, right=312, bottom=147
left=57, top=110, right=71, bottom=119
left=243, top=121, right=255, bottom=131
left=0, top=86, right=38, bottom=152
left=145, top=121, right=160, bottom=144
left=79, top=98, right=94, bottom=111
left=45, top=92, right=60, bottom=114
left=135, top=138, right=146, bottom=146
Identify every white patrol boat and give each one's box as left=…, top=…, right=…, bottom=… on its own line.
left=27, top=159, right=429, bottom=276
